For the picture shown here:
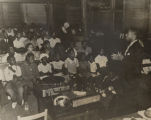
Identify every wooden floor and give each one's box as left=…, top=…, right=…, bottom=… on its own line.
left=0, top=94, right=38, bottom=120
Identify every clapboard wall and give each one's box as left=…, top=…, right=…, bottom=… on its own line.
left=0, top=3, right=47, bottom=26
left=0, top=0, right=150, bottom=33
left=124, top=0, right=149, bottom=32
left=21, top=3, right=47, bottom=24
left=0, top=3, right=23, bottom=26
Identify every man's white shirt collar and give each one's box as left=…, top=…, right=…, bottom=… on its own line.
left=124, top=40, right=137, bottom=56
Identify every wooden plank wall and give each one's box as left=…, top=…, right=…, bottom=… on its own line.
left=66, top=0, right=82, bottom=25
left=124, top=0, right=149, bottom=32
left=0, top=3, right=47, bottom=26
left=21, top=3, right=47, bottom=24
left=0, top=3, right=23, bottom=26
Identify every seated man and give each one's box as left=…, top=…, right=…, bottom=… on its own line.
left=4, top=55, right=23, bottom=109
left=21, top=53, right=39, bottom=110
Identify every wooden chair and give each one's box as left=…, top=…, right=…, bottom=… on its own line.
left=17, top=109, right=48, bottom=120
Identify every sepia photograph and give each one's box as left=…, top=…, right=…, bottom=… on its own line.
left=0, top=0, right=151, bottom=120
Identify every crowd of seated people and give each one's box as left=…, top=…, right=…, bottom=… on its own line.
left=0, top=22, right=150, bottom=114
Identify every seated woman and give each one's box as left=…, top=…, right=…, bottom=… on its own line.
left=4, top=55, right=23, bottom=109
left=50, top=53, right=65, bottom=76
left=25, top=43, right=34, bottom=54
left=38, top=53, right=53, bottom=83
left=21, top=53, right=39, bottom=110
left=25, top=43, right=40, bottom=60
left=50, top=53, right=66, bottom=83
left=65, top=48, right=79, bottom=87
left=13, top=32, right=27, bottom=53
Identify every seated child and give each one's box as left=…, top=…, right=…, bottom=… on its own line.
left=65, top=48, right=79, bottom=76
left=88, top=54, right=99, bottom=77
left=38, top=53, right=53, bottom=83
left=4, top=55, right=23, bottom=109
left=95, top=49, right=108, bottom=75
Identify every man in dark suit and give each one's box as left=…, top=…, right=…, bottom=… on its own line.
left=123, top=28, right=144, bottom=81
left=111, top=28, right=144, bottom=94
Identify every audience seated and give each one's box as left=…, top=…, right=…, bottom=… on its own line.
left=0, top=22, right=149, bottom=115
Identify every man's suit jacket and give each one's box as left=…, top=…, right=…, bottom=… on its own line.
left=123, top=40, right=144, bottom=78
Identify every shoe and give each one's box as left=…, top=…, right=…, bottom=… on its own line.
left=12, top=102, right=17, bottom=109
left=24, top=103, right=29, bottom=111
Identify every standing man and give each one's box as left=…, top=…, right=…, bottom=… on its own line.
left=111, top=28, right=144, bottom=93
left=123, top=28, right=144, bottom=81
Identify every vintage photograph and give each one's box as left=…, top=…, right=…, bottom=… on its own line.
left=0, top=0, right=151, bottom=120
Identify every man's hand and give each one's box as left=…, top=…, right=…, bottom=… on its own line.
left=111, top=52, right=124, bottom=61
